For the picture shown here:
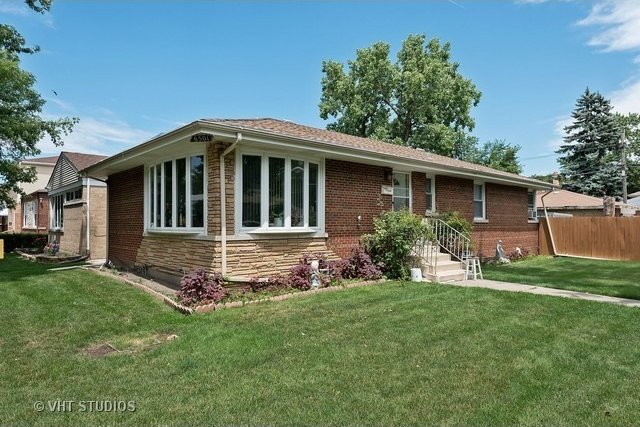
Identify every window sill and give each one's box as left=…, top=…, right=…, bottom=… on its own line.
left=245, top=228, right=319, bottom=236
left=473, top=218, right=489, bottom=224
left=528, top=219, right=539, bottom=224
left=64, top=201, right=83, bottom=207
left=146, top=228, right=205, bottom=236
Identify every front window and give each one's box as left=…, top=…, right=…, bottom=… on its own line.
left=528, top=190, right=537, bottom=220
left=473, top=182, right=485, bottom=220
left=239, top=153, right=322, bottom=230
left=425, top=175, right=435, bottom=213
left=148, top=154, right=205, bottom=231
left=23, top=200, right=37, bottom=228
left=393, top=172, right=410, bottom=211
left=50, top=194, right=64, bottom=230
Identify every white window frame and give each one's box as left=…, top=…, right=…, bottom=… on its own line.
left=425, top=174, right=435, bottom=214
left=50, top=194, right=64, bottom=230
left=527, top=190, right=538, bottom=222
left=235, top=149, right=325, bottom=234
left=144, top=150, right=207, bottom=234
left=473, top=181, right=486, bottom=221
left=23, top=200, right=37, bottom=229
left=64, top=187, right=83, bottom=205
left=392, top=171, right=412, bottom=212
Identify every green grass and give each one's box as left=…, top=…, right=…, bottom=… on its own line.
left=483, top=256, right=640, bottom=300
left=2, top=253, right=640, bottom=426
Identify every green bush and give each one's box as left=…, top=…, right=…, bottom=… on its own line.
left=0, top=233, right=47, bottom=252
left=362, top=210, right=432, bottom=280
left=437, top=211, right=473, bottom=239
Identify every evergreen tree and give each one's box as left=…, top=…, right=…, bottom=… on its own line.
left=557, top=88, right=622, bottom=197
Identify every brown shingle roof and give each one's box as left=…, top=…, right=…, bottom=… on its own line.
left=23, top=155, right=59, bottom=164
left=62, top=152, right=108, bottom=171
left=203, top=118, right=544, bottom=186
left=536, top=189, right=604, bottom=208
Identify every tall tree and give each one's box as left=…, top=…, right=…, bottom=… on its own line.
left=614, top=112, right=640, bottom=195
left=319, top=34, right=481, bottom=158
left=557, top=88, right=622, bottom=197
left=0, top=0, right=77, bottom=209
left=466, top=139, right=523, bottom=174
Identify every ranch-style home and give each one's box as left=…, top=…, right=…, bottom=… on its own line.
left=84, top=118, right=549, bottom=283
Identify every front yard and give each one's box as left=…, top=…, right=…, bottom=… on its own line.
left=483, top=256, right=640, bottom=300
left=2, top=254, right=640, bottom=425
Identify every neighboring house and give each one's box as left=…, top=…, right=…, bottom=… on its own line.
left=628, top=191, right=640, bottom=207
left=3, top=155, right=58, bottom=233
left=20, top=190, right=49, bottom=234
left=85, top=118, right=548, bottom=283
left=46, top=152, right=108, bottom=259
left=536, top=189, right=640, bottom=217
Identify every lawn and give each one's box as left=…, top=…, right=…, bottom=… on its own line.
left=2, top=254, right=640, bottom=426
left=483, top=256, right=640, bottom=300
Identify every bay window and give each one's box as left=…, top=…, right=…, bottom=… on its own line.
left=50, top=194, right=64, bottom=230
left=239, top=153, right=322, bottom=231
left=147, top=154, right=205, bottom=231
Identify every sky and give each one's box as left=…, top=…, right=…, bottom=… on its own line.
left=2, top=0, right=640, bottom=176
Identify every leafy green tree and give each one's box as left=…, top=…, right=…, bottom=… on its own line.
left=0, top=0, right=77, bottom=208
left=614, top=112, right=640, bottom=195
left=465, top=139, right=522, bottom=174
left=529, top=173, right=556, bottom=184
left=557, top=88, right=622, bottom=197
left=319, top=34, right=481, bottom=158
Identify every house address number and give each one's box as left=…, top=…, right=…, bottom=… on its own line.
left=190, top=133, right=213, bottom=142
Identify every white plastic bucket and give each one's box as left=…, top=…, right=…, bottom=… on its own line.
left=410, top=268, right=422, bottom=282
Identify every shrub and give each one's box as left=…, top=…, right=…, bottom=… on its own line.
left=177, top=269, right=229, bottom=306
left=0, top=233, right=47, bottom=252
left=340, top=246, right=382, bottom=280
left=507, top=247, right=529, bottom=262
left=362, top=210, right=432, bottom=280
left=43, top=241, right=60, bottom=256
left=289, top=254, right=332, bottom=290
left=437, top=210, right=473, bottom=239
left=248, top=273, right=290, bottom=292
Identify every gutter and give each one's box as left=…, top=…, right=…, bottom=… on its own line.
left=220, top=133, right=242, bottom=276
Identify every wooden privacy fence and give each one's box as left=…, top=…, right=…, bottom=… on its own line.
left=539, top=217, right=640, bottom=261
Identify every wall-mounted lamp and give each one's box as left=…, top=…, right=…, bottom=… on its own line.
left=384, top=170, right=393, bottom=183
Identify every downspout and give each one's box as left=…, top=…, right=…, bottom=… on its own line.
left=86, top=178, right=91, bottom=256
left=220, top=133, right=242, bottom=276
left=540, top=189, right=558, bottom=256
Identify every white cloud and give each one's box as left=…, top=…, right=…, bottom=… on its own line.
left=38, top=115, right=153, bottom=156
left=0, top=0, right=30, bottom=16
left=578, top=0, right=640, bottom=52
left=610, top=78, right=640, bottom=114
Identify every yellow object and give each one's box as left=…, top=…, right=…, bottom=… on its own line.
left=0, top=239, right=4, bottom=259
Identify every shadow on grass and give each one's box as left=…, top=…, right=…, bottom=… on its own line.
left=483, top=256, right=640, bottom=300
left=0, top=253, right=87, bottom=282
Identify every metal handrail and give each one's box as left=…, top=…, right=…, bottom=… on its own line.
left=425, top=218, right=471, bottom=262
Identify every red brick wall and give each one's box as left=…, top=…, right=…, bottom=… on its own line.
left=325, top=159, right=392, bottom=257
left=412, top=172, right=426, bottom=216
left=435, top=176, right=538, bottom=257
left=108, top=166, right=144, bottom=267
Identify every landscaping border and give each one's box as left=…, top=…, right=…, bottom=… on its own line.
left=194, top=279, right=388, bottom=313
left=92, top=266, right=388, bottom=315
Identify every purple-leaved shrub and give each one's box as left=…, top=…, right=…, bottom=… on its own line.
left=177, top=269, right=228, bottom=306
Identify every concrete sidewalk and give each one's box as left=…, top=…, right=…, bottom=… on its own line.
left=453, top=279, right=640, bottom=308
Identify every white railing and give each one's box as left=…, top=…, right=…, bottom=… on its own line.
left=427, top=218, right=472, bottom=262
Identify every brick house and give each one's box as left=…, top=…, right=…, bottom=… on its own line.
left=3, top=155, right=57, bottom=233
left=46, top=152, right=108, bottom=259
left=20, top=189, right=49, bottom=234
left=84, top=118, right=548, bottom=283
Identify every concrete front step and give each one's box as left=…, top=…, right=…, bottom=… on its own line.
left=421, top=259, right=464, bottom=275
left=423, top=269, right=467, bottom=283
